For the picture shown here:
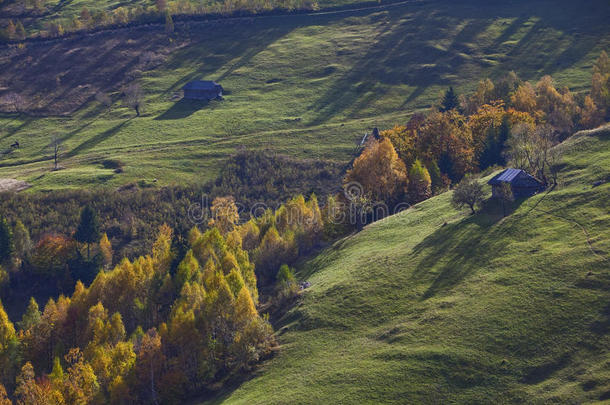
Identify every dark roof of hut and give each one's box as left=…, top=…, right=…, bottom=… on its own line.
left=488, top=168, right=542, bottom=186
left=183, top=81, right=222, bottom=91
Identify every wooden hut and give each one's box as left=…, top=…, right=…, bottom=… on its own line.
left=182, top=81, right=223, bottom=100
left=488, top=168, right=545, bottom=198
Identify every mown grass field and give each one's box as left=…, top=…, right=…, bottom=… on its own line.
left=1, top=0, right=609, bottom=191
left=203, top=126, right=610, bottom=404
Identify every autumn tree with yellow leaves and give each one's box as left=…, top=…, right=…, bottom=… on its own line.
left=345, top=138, right=409, bottom=207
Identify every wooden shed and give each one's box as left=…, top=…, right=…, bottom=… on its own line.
left=182, top=81, right=223, bottom=101
left=488, top=168, right=545, bottom=198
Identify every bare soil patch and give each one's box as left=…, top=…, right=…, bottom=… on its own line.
left=0, top=178, right=31, bottom=192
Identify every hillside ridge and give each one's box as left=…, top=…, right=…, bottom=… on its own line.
left=206, top=125, right=610, bottom=403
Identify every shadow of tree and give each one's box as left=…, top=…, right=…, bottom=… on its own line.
left=67, top=119, right=132, bottom=157
left=162, top=20, right=297, bottom=94
left=58, top=117, right=99, bottom=145
left=409, top=197, right=526, bottom=300
left=308, top=0, right=608, bottom=124
left=308, top=8, right=492, bottom=125
left=489, top=16, right=529, bottom=50
left=0, top=117, right=32, bottom=141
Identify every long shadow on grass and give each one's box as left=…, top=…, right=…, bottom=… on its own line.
left=155, top=99, right=210, bottom=120
left=163, top=20, right=297, bottom=94
left=66, top=119, right=132, bottom=157
left=57, top=117, right=100, bottom=146
left=0, top=117, right=32, bottom=141
left=309, top=0, right=608, bottom=124
left=308, top=9, right=492, bottom=125
left=488, top=16, right=529, bottom=50
left=490, top=8, right=604, bottom=80
left=410, top=199, right=525, bottom=300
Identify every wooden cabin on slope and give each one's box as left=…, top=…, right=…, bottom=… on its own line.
left=183, top=81, right=223, bottom=100
left=488, top=168, right=545, bottom=198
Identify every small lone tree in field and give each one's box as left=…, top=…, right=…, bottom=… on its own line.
left=75, top=205, right=101, bottom=260
left=124, top=83, right=143, bottom=117
left=50, top=135, right=62, bottom=170
left=497, top=182, right=514, bottom=217
left=451, top=175, right=484, bottom=215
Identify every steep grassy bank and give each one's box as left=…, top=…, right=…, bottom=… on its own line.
left=208, top=126, right=610, bottom=403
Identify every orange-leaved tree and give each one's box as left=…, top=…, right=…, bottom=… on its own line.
left=416, top=110, right=475, bottom=183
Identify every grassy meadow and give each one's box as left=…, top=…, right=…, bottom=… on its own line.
left=0, top=0, right=608, bottom=191
left=204, top=125, right=610, bottom=404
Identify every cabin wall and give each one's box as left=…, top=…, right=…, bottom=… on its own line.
left=492, top=183, right=544, bottom=198
left=183, top=90, right=220, bottom=100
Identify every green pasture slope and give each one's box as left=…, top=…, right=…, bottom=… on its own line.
left=2, top=0, right=370, bottom=35
left=205, top=125, right=610, bottom=403
left=0, top=0, right=608, bottom=191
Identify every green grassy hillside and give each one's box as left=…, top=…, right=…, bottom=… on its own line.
left=0, top=0, right=367, bottom=36
left=1, top=0, right=608, bottom=190
left=206, top=126, right=610, bottom=403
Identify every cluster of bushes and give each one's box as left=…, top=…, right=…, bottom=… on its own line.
left=339, top=51, right=609, bottom=224
left=0, top=0, right=320, bottom=42
left=212, top=149, right=343, bottom=210
left=0, top=221, right=273, bottom=404
left=0, top=187, right=202, bottom=262
left=0, top=206, right=114, bottom=316
left=0, top=150, right=342, bottom=262
left=0, top=19, right=26, bottom=41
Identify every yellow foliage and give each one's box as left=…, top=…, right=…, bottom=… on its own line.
left=226, top=268, right=245, bottom=298
left=416, top=110, right=474, bottom=182
left=468, top=102, right=506, bottom=158
left=345, top=138, right=408, bottom=204
left=581, top=95, right=605, bottom=129
left=187, top=226, right=202, bottom=247
left=0, top=383, right=10, bottom=405
left=237, top=219, right=260, bottom=251
left=380, top=125, right=417, bottom=169
left=511, top=82, right=538, bottom=114
left=209, top=196, right=240, bottom=235
left=0, top=300, right=15, bottom=350
left=152, top=224, right=173, bottom=275
left=234, top=287, right=257, bottom=324
left=99, top=233, right=113, bottom=269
